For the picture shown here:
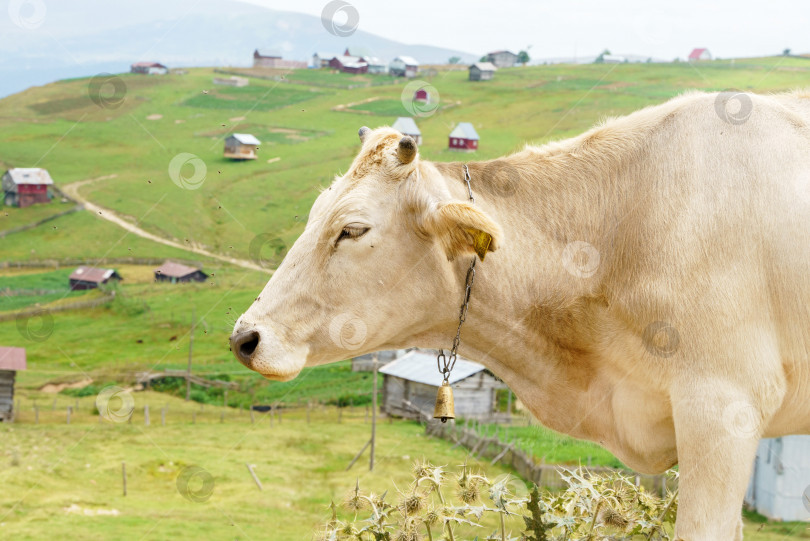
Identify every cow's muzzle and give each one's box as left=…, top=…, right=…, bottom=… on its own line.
left=230, top=329, right=260, bottom=368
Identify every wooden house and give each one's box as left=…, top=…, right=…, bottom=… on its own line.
left=469, top=62, right=497, bottom=81
left=253, top=50, right=306, bottom=69
left=130, top=62, right=168, bottom=75
left=2, top=168, right=53, bottom=208
left=365, top=57, right=387, bottom=74
left=224, top=133, right=261, bottom=160
left=379, top=350, right=506, bottom=420
left=392, top=117, right=422, bottom=145
left=746, top=436, right=810, bottom=521
left=253, top=49, right=282, bottom=68
left=688, top=48, right=712, bottom=61
left=69, top=266, right=122, bottom=290
left=329, top=55, right=368, bottom=73
left=484, top=50, right=517, bottom=68
left=154, top=261, right=208, bottom=283
left=0, top=347, right=26, bottom=422
left=448, top=122, right=479, bottom=151
left=389, top=56, right=419, bottom=78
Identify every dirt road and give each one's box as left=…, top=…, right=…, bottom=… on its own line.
left=61, top=176, right=270, bottom=273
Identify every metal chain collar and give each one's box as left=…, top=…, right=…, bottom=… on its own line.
left=437, top=164, right=477, bottom=384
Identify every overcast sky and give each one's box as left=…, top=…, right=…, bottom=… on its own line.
left=240, top=0, right=809, bottom=60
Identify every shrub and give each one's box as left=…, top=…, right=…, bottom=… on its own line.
left=315, top=462, right=678, bottom=540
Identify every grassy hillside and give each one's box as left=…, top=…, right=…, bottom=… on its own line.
left=3, top=60, right=810, bottom=526
left=1, top=58, right=809, bottom=266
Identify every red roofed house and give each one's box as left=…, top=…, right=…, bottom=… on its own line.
left=130, top=62, right=168, bottom=75
left=688, top=48, right=712, bottom=61
left=2, top=168, right=53, bottom=208
left=69, top=266, right=122, bottom=290
left=0, top=347, right=26, bottom=422
left=448, top=122, right=479, bottom=151
left=328, top=55, right=368, bottom=74
left=155, top=261, right=209, bottom=283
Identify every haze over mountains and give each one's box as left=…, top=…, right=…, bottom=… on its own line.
left=0, top=0, right=478, bottom=98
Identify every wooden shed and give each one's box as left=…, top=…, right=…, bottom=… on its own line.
left=469, top=62, right=497, bottom=81
left=380, top=350, right=505, bottom=420
left=484, top=50, right=517, bottom=68
left=392, top=117, right=422, bottom=145
left=448, top=122, right=479, bottom=151
left=69, top=266, right=122, bottom=290
left=2, top=168, right=53, bottom=208
left=0, top=347, right=26, bottom=422
left=154, top=261, right=208, bottom=283
left=224, top=133, right=261, bottom=160
left=389, top=56, right=419, bottom=78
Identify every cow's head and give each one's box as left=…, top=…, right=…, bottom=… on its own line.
left=230, top=127, right=502, bottom=380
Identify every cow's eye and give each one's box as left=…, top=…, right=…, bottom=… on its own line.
left=336, top=225, right=370, bottom=244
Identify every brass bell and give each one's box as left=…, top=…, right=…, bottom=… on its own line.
left=433, top=381, right=455, bottom=423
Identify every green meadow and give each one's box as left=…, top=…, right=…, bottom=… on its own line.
left=2, top=57, right=810, bottom=538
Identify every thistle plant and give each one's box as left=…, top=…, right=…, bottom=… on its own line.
left=316, top=463, right=678, bottom=541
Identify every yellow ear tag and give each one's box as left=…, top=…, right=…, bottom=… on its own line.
left=467, top=229, right=492, bottom=261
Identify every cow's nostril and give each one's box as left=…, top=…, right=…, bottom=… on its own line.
left=231, top=330, right=260, bottom=366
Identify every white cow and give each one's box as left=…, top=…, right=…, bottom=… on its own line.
left=231, top=90, right=810, bottom=540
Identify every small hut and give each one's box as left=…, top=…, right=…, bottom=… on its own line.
left=0, top=347, right=26, bottom=422
left=389, top=56, right=419, bottom=78
left=379, top=350, right=506, bottom=420
left=69, top=266, right=122, bottom=290
left=448, top=122, right=479, bottom=151
left=469, top=62, right=497, bottom=81
left=224, top=133, right=261, bottom=160
left=392, top=117, right=422, bottom=145
left=2, top=168, right=53, bottom=207
left=154, top=261, right=208, bottom=283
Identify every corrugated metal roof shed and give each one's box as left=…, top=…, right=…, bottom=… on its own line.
left=0, top=347, right=26, bottom=371
left=69, top=266, right=119, bottom=283
left=449, top=122, right=479, bottom=140
left=392, top=117, right=420, bottom=136
left=229, top=133, right=261, bottom=145
left=379, top=350, right=485, bottom=386
left=5, top=168, right=54, bottom=185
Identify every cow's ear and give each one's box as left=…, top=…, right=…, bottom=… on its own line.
left=426, top=201, right=501, bottom=261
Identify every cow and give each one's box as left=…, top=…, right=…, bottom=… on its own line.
left=231, top=90, right=810, bottom=540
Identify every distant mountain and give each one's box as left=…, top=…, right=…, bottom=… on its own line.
left=0, top=0, right=478, bottom=98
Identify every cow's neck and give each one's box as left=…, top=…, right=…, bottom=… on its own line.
left=431, top=143, right=639, bottom=440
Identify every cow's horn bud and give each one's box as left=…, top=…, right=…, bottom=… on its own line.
left=358, top=126, right=370, bottom=142
left=397, top=135, right=417, bottom=164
